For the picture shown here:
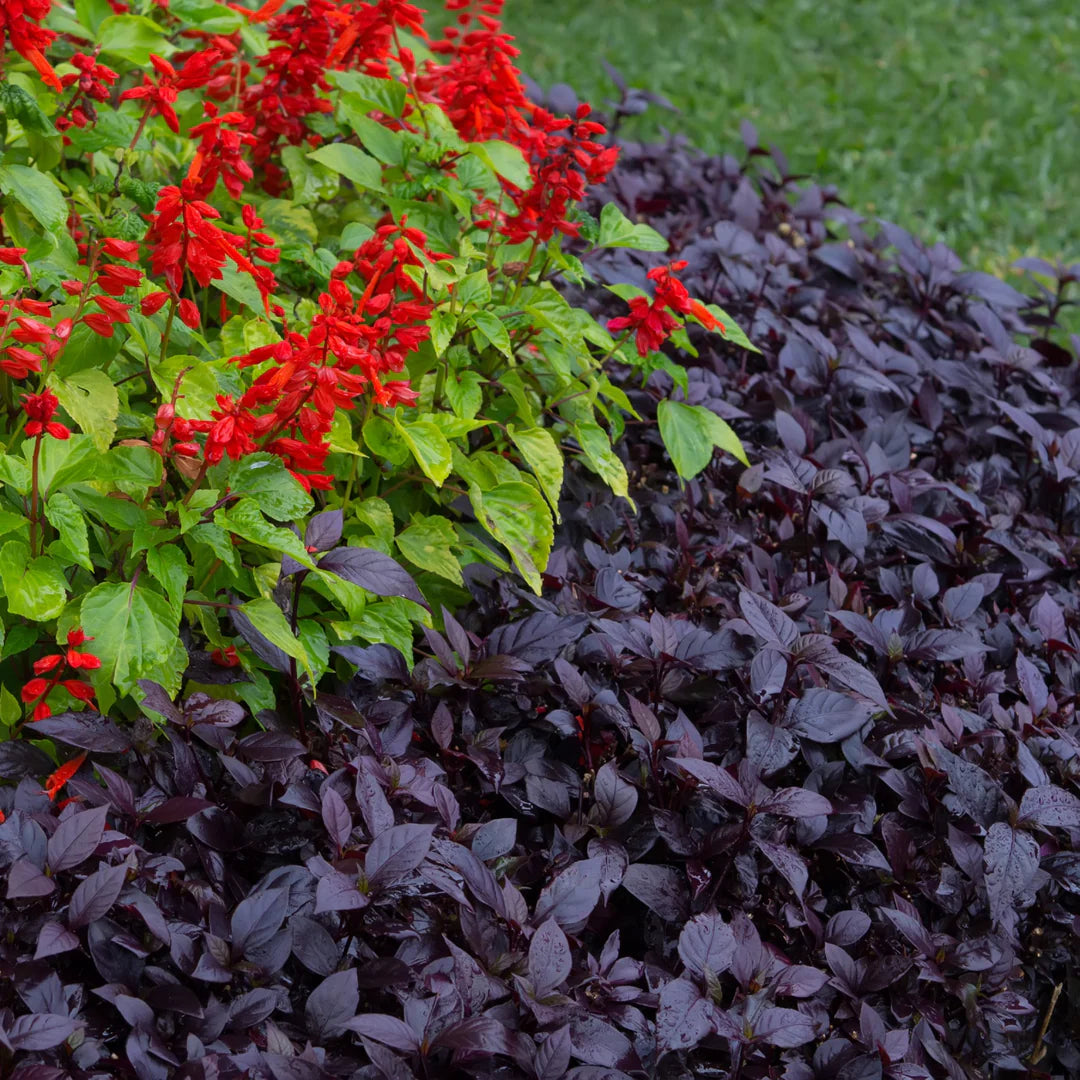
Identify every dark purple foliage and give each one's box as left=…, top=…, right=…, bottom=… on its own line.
left=2, top=106, right=1080, bottom=1080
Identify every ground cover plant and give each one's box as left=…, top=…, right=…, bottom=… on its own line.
left=3, top=3, right=1080, bottom=1080
left=425, top=0, right=1080, bottom=270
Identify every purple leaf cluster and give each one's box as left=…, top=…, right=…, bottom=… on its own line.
left=3, top=117, right=1080, bottom=1079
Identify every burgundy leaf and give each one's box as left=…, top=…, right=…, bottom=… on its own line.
left=236, top=731, right=307, bottom=762
left=678, top=911, right=736, bottom=979
left=1018, top=784, right=1080, bottom=830
left=671, top=756, right=748, bottom=805
left=534, top=857, right=603, bottom=929
left=365, top=823, right=435, bottom=888
left=305, top=968, right=358, bottom=1040
left=757, top=786, right=832, bottom=818
left=7, top=857, right=56, bottom=899
left=984, top=822, right=1040, bottom=934
left=68, top=861, right=127, bottom=928
left=591, top=761, right=637, bottom=828
left=35, top=921, right=80, bottom=959
left=343, top=1012, right=420, bottom=1052
left=47, top=805, right=108, bottom=873
left=320, top=785, right=352, bottom=852
left=317, top=545, right=427, bottom=607
left=620, top=863, right=688, bottom=922
left=6, top=1014, right=80, bottom=1051
left=529, top=918, right=572, bottom=997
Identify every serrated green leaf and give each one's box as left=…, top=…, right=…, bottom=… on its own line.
left=226, top=454, right=314, bottom=521
left=509, top=425, right=564, bottom=521
left=282, top=144, right=340, bottom=205
left=396, top=515, right=463, bottom=585
left=215, top=499, right=315, bottom=568
left=656, top=399, right=749, bottom=480
left=702, top=302, right=760, bottom=353
left=469, top=481, right=553, bottom=594
left=363, top=414, right=410, bottom=466
left=48, top=368, right=119, bottom=452
left=597, top=202, right=669, bottom=251
left=0, top=164, right=67, bottom=232
left=445, top=369, right=484, bottom=420
left=146, top=544, right=190, bottom=619
left=393, top=415, right=452, bottom=486
left=97, top=13, right=174, bottom=64
left=0, top=82, right=57, bottom=136
left=468, top=140, right=532, bottom=189
left=239, top=597, right=312, bottom=680
left=44, top=492, right=92, bottom=570
left=574, top=421, right=633, bottom=506
left=80, top=581, right=180, bottom=694
left=0, top=541, right=68, bottom=620
left=307, top=142, right=383, bottom=190
left=471, top=310, right=513, bottom=358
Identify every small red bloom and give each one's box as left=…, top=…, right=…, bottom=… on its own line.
left=211, top=644, right=240, bottom=667
left=44, top=752, right=88, bottom=802
left=178, top=298, right=201, bottom=329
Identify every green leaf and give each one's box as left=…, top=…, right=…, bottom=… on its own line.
left=701, top=302, right=760, bottom=353
left=0, top=164, right=67, bottom=232
left=168, top=0, right=243, bottom=32
left=341, top=112, right=403, bottom=165
left=239, top=597, right=312, bottom=679
left=352, top=599, right=415, bottom=661
left=215, top=499, right=315, bottom=568
left=282, top=145, right=340, bottom=205
left=214, top=264, right=273, bottom=316
left=80, top=581, right=180, bottom=693
left=44, top=492, right=92, bottom=570
left=151, top=354, right=222, bottom=419
left=0, top=541, right=68, bottom=620
left=445, top=370, right=484, bottom=420
left=306, top=143, right=383, bottom=190
left=509, top=425, right=564, bottom=521
left=471, top=310, right=513, bottom=358
left=146, top=544, right=190, bottom=619
left=331, top=71, right=407, bottom=118
left=597, top=202, right=669, bottom=251
left=468, top=140, right=532, bottom=189
left=429, top=308, right=456, bottom=356
left=97, top=14, right=174, bottom=64
left=226, top=454, right=313, bottom=521
left=396, top=515, right=463, bottom=585
left=573, top=421, right=633, bottom=505
left=469, top=481, right=553, bottom=594
left=656, top=399, right=749, bottom=479
left=0, top=82, right=57, bottom=136
left=0, top=509, right=29, bottom=541
left=363, top=415, right=410, bottom=466
left=47, top=368, right=119, bottom=452
left=393, top=415, right=452, bottom=486
left=353, top=497, right=395, bottom=549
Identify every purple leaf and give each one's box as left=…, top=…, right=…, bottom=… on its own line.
left=1018, top=784, right=1080, bottom=829
left=671, top=756, right=748, bottom=805
left=315, top=869, right=368, bottom=914
left=826, top=909, right=872, bottom=946
left=343, top=1012, right=420, bottom=1052
left=35, top=921, right=79, bottom=959
left=305, top=968, right=358, bottom=1040
left=289, top=914, right=340, bottom=975
left=757, top=786, right=832, bottom=818
left=591, top=761, right=637, bottom=827
left=534, top=857, right=603, bottom=929
left=229, top=988, right=278, bottom=1027
left=7, top=857, right=56, bottom=899
left=355, top=767, right=395, bottom=837
left=656, top=978, right=713, bottom=1053
left=47, top=805, right=108, bottom=872
left=365, top=823, right=435, bottom=888
left=772, top=964, right=829, bottom=998
left=738, top=590, right=798, bottom=650
left=620, top=863, right=688, bottom=922
left=678, top=911, right=736, bottom=979
left=318, top=545, right=427, bottom=607
left=568, top=1015, right=634, bottom=1069
left=32, top=712, right=131, bottom=752
left=437, top=1014, right=513, bottom=1056
left=68, top=861, right=127, bottom=928
left=815, top=833, right=891, bottom=871
left=320, top=785, right=352, bottom=852
left=785, top=689, right=872, bottom=742
left=145, top=796, right=213, bottom=824
left=750, top=1006, right=818, bottom=1047
left=237, top=731, right=307, bottom=762
left=187, top=807, right=245, bottom=851
left=231, top=887, right=288, bottom=955
left=305, top=509, right=343, bottom=551
left=6, top=1014, right=79, bottom=1052
left=529, top=918, right=572, bottom=997
left=472, top=818, right=516, bottom=861
left=984, top=822, right=1040, bottom=934
left=534, top=1025, right=572, bottom=1080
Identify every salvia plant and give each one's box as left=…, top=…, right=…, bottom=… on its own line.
left=0, top=0, right=748, bottom=729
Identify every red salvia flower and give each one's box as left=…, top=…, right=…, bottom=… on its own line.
left=44, top=752, right=88, bottom=802
left=22, top=389, right=70, bottom=439
left=1, top=0, right=61, bottom=92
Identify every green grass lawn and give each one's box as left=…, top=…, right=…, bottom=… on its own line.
left=423, top=0, right=1080, bottom=271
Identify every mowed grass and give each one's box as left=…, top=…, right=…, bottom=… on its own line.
left=422, top=0, right=1080, bottom=271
